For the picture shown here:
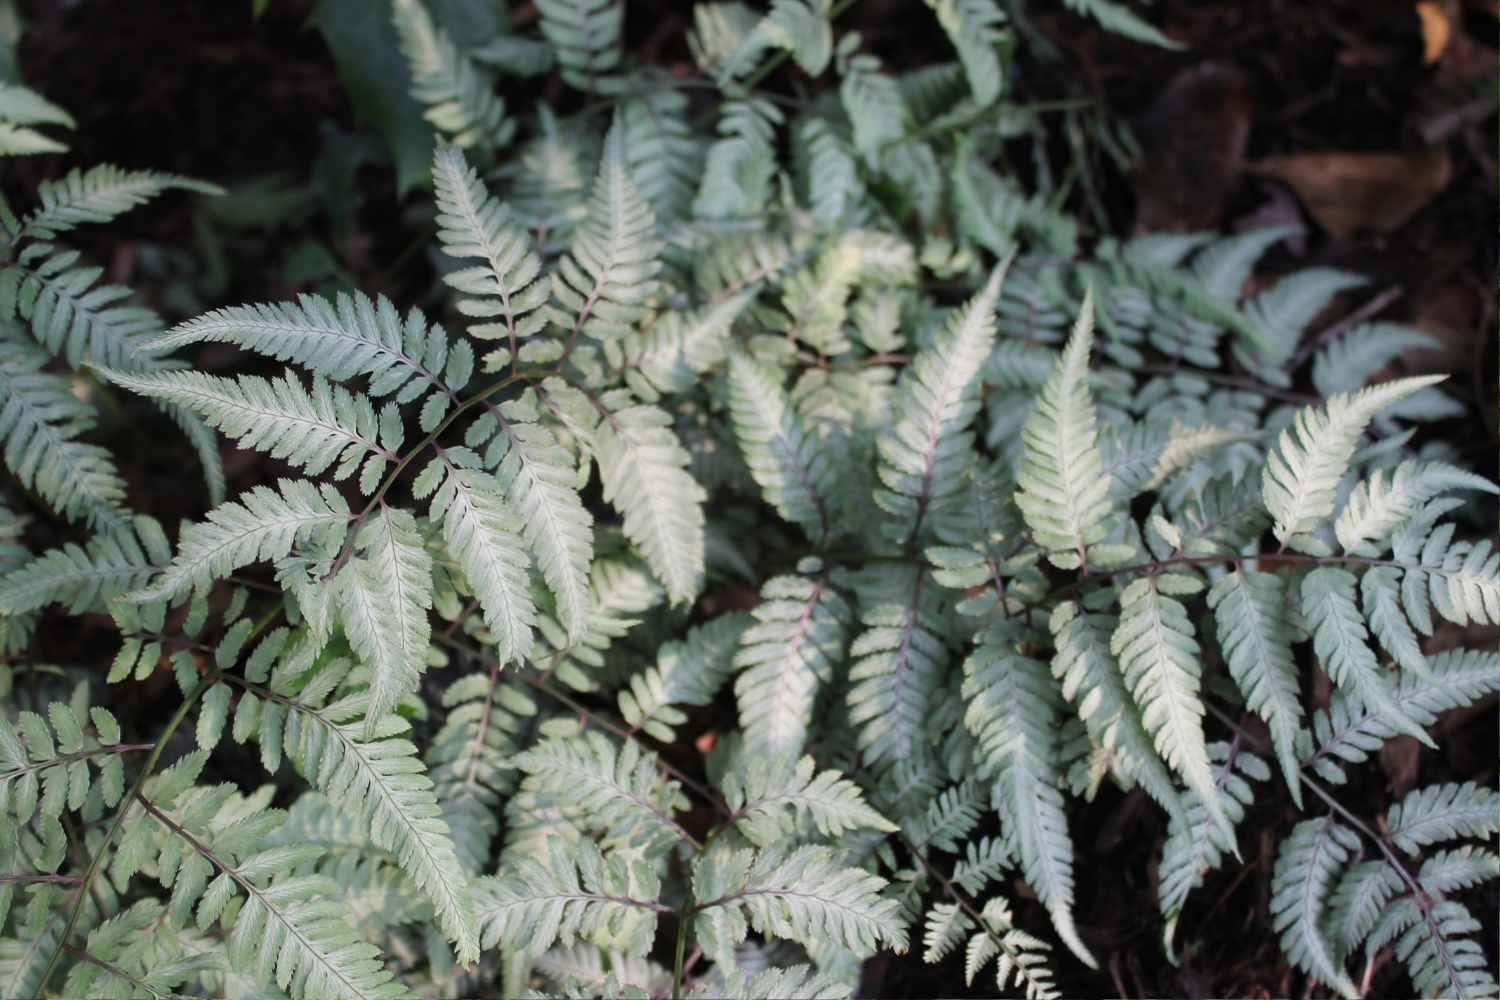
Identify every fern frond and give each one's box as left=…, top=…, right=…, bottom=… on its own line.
left=1305, top=648, right=1500, bottom=785
left=720, top=0, right=833, bottom=81
left=1385, top=782, right=1500, bottom=854
left=0, top=699, right=127, bottom=826
left=468, top=402, right=595, bottom=640
left=19, top=164, right=218, bottom=241
left=550, top=123, right=661, bottom=343
left=149, top=290, right=468, bottom=410
left=0, top=82, right=73, bottom=155
left=692, top=844, right=907, bottom=964
left=1270, top=816, right=1360, bottom=999
left=136, top=478, right=351, bottom=601
left=1335, top=460, right=1497, bottom=556
left=1262, top=376, right=1445, bottom=550
left=722, top=753, right=896, bottom=847
left=1112, top=575, right=1232, bottom=842
left=595, top=402, right=705, bottom=605
left=618, top=87, right=702, bottom=228
left=963, top=632, right=1094, bottom=968
left=1241, top=268, right=1364, bottom=371
left=1015, top=289, right=1122, bottom=570
left=925, top=0, right=1007, bottom=105
left=431, top=145, right=547, bottom=359
left=475, top=838, right=664, bottom=957
left=1, top=246, right=166, bottom=370
left=728, top=350, right=836, bottom=542
left=513, top=730, right=690, bottom=852
left=335, top=507, right=433, bottom=735
left=958, top=897, right=1061, bottom=1000
left=96, top=367, right=397, bottom=484
left=734, top=572, right=849, bottom=757
left=536, top=0, right=627, bottom=95
left=1206, top=569, right=1304, bottom=801
left=617, top=289, right=755, bottom=397
left=799, top=118, right=863, bottom=225
left=618, top=613, right=748, bottom=742
left=229, top=670, right=479, bottom=964
left=0, top=515, right=167, bottom=615
left=875, top=262, right=1006, bottom=542
left=432, top=462, right=535, bottom=664
left=1301, top=567, right=1431, bottom=746
left=1418, top=847, right=1500, bottom=895
left=840, top=49, right=908, bottom=165
left=846, top=566, right=949, bottom=774
left=689, top=963, right=848, bottom=1000
left=1326, top=859, right=1403, bottom=956
left=393, top=0, right=512, bottom=151
left=1395, top=900, right=1499, bottom=1000
left=1048, top=602, right=1183, bottom=820
left=1156, top=743, right=1269, bottom=958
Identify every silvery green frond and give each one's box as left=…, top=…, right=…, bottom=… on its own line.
left=1304, top=647, right=1499, bottom=785
left=393, top=0, right=512, bottom=151
left=692, top=844, right=907, bottom=964
left=1417, top=846, right=1499, bottom=895
left=551, top=123, right=662, bottom=343
left=1239, top=268, right=1365, bottom=374
left=839, top=48, right=907, bottom=165
left=721, top=754, right=896, bottom=847
left=924, top=0, right=1007, bottom=105
left=96, top=367, right=397, bottom=485
left=1048, top=602, right=1183, bottom=821
left=1156, top=743, right=1269, bottom=959
left=0, top=338, right=128, bottom=529
left=0, top=81, right=72, bottom=155
left=1015, top=288, right=1124, bottom=570
left=1395, top=900, right=1499, bottom=1000
left=1061, top=0, right=1179, bottom=48
left=432, top=462, right=535, bottom=664
left=617, top=86, right=702, bottom=228
left=689, top=962, right=848, bottom=1000
left=1335, top=460, right=1496, bottom=555
left=719, top=0, right=833, bottom=82
left=431, top=145, right=547, bottom=357
left=962, top=633, right=1093, bottom=968
left=1385, top=782, right=1500, bottom=854
left=728, top=349, right=837, bottom=542
left=0, top=514, right=167, bottom=615
left=150, top=290, right=471, bottom=412
left=1262, top=375, right=1446, bottom=550
left=1111, top=575, right=1232, bottom=843
left=618, top=613, right=748, bottom=742
left=475, top=839, right=663, bottom=957
left=694, top=96, right=783, bottom=221
left=1301, top=567, right=1431, bottom=746
left=536, top=0, right=628, bottom=95
left=1, top=246, right=165, bottom=371
left=595, top=402, right=705, bottom=605
left=1270, top=816, right=1360, bottom=1000
left=1206, top=569, right=1304, bottom=801
left=20, top=164, right=219, bottom=240
left=511, top=730, right=690, bottom=853
left=957, top=897, right=1061, bottom=1000
left=137, top=479, right=350, bottom=602
left=616, top=288, right=755, bottom=397
left=799, top=117, right=864, bottom=225
left=335, top=506, right=433, bottom=735
left=875, top=263, right=1006, bottom=541
left=0, top=698, right=126, bottom=827
left=468, top=403, right=594, bottom=640
left=1326, top=859, right=1403, bottom=956
left=734, top=572, right=849, bottom=758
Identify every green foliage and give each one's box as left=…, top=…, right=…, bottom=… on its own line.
left=2, top=5, right=1496, bottom=999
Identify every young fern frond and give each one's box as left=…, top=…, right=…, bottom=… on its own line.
left=618, top=613, right=748, bottom=742
left=720, top=753, right=895, bottom=847
left=874, top=262, right=1006, bottom=543
left=550, top=124, right=662, bottom=345
left=393, top=0, right=512, bottom=152
left=536, top=0, right=628, bottom=95
left=0, top=81, right=73, bottom=155
left=1014, top=289, right=1124, bottom=570
left=1384, top=782, right=1500, bottom=854
left=431, top=145, right=548, bottom=364
left=1262, top=375, right=1446, bottom=552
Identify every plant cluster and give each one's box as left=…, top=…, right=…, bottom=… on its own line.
left=0, top=2, right=1495, bottom=998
